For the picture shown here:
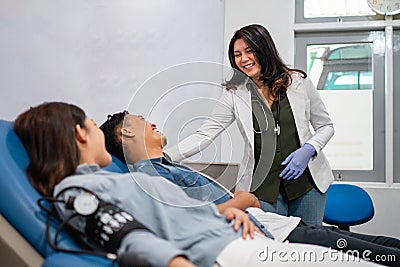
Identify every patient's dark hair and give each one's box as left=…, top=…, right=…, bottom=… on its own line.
left=14, top=102, right=86, bottom=196
left=100, top=111, right=129, bottom=164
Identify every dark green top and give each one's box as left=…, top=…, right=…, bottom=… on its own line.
left=250, top=85, right=314, bottom=203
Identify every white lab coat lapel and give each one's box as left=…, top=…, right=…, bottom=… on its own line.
left=286, top=79, right=307, bottom=145
left=232, top=84, right=254, bottom=149
left=229, top=84, right=255, bottom=191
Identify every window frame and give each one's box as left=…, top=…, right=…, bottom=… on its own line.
left=295, top=31, right=386, bottom=182
left=393, top=30, right=400, bottom=182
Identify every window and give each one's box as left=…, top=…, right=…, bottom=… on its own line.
left=308, top=44, right=373, bottom=90
left=295, top=0, right=400, bottom=183
left=322, top=71, right=372, bottom=90
left=295, top=32, right=385, bottom=182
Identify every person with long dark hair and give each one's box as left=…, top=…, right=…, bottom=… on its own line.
left=166, top=24, right=334, bottom=226
left=15, top=102, right=359, bottom=267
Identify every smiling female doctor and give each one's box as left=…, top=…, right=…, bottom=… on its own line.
left=166, top=24, right=334, bottom=226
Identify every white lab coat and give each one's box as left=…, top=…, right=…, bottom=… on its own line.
left=166, top=72, right=334, bottom=193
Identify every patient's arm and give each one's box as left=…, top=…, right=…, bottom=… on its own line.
left=120, top=230, right=189, bottom=267
left=217, top=191, right=260, bottom=213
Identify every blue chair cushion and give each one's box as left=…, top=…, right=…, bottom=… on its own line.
left=0, top=120, right=116, bottom=266
left=103, top=155, right=129, bottom=173
left=42, top=252, right=115, bottom=267
left=323, top=183, right=374, bottom=226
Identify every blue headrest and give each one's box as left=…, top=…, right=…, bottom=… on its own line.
left=0, top=120, right=116, bottom=266
left=0, top=120, right=82, bottom=256
left=103, top=155, right=129, bottom=173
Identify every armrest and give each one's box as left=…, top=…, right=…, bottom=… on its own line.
left=0, top=214, right=43, bottom=267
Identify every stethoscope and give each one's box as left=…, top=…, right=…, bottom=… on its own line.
left=274, top=92, right=281, bottom=136
left=253, top=91, right=281, bottom=136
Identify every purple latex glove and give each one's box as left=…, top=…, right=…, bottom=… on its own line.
left=280, top=143, right=316, bottom=180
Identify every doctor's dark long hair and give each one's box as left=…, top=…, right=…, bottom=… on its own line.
left=227, top=24, right=306, bottom=99
left=14, top=102, right=86, bottom=197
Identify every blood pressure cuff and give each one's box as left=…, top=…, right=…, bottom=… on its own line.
left=84, top=200, right=151, bottom=254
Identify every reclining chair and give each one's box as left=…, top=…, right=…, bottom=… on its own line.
left=0, top=120, right=128, bottom=267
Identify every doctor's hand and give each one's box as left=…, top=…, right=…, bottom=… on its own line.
left=280, top=143, right=316, bottom=180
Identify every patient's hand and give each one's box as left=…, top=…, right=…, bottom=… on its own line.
left=223, top=207, right=256, bottom=239
left=234, top=191, right=261, bottom=208
left=168, top=256, right=197, bottom=267
left=216, top=191, right=261, bottom=214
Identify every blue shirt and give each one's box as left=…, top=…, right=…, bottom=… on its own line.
left=133, top=157, right=274, bottom=239
left=133, top=157, right=231, bottom=205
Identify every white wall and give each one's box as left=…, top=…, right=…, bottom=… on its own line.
left=0, top=0, right=225, bottom=126
left=352, top=185, right=400, bottom=238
